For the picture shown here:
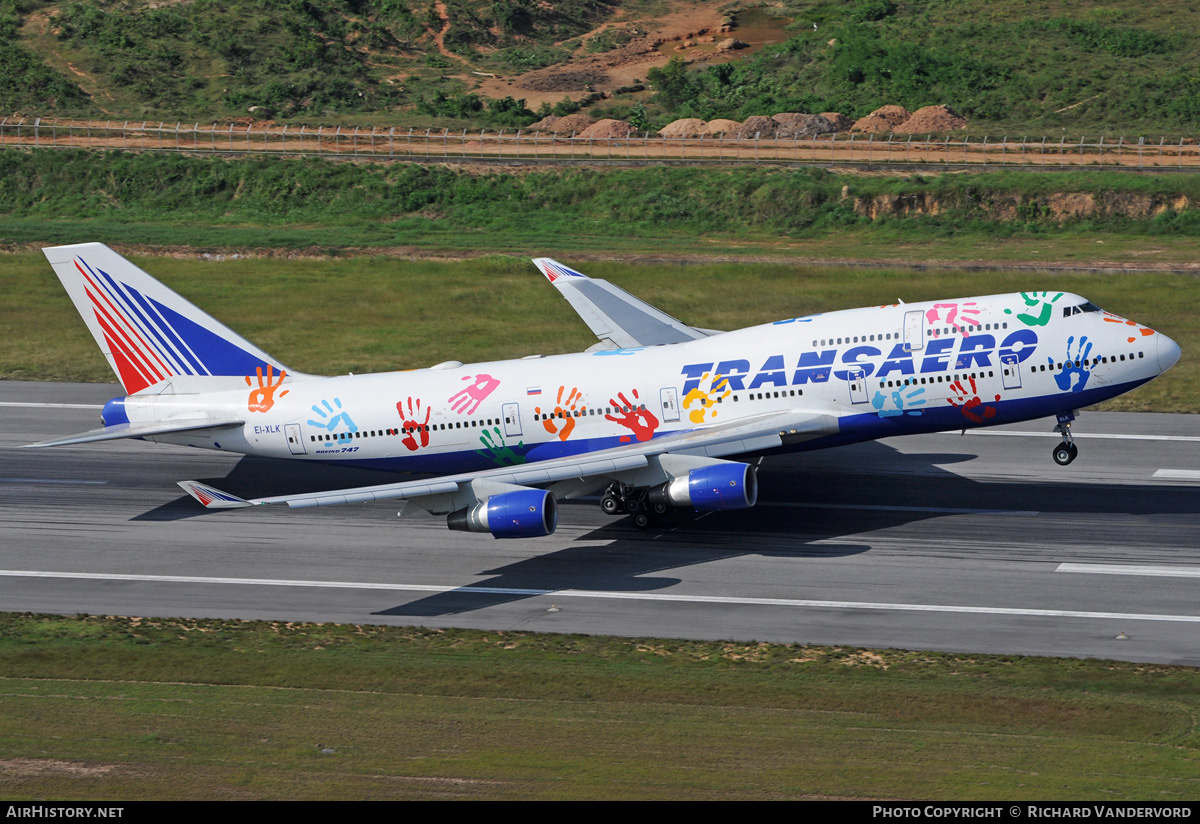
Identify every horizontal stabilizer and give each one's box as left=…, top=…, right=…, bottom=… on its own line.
left=23, top=416, right=244, bottom=448
left=177, top=481, right=254, bottom=509
left=532, top=257, right=716, bottom=349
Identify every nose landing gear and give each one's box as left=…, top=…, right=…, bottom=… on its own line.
left=1052, top=411, right=1078, bottom=466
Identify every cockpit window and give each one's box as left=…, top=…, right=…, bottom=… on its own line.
left=1062, top=302, right=1101, bottom=317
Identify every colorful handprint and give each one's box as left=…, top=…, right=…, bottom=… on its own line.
left=1004, top=291, right=1063, bottom=327
left=871, top=385, right=927, bottom=418
left=683, top=373, right=731, bottom=424
left=246, top=365, right=288, bottom=413
left=396, top=396, right=432, bottom=451
left=448, top=373, right=500, bottom=415
left=1053, top=336, right=1094, bottom=393
left=946, top=377, right=999, bottom=423
left=307, top=397, right=358, bottom=442
left=925, top=302, right=981, bottom=337
left=606, top=389, right=659, bottom=442
left=476, top=427, right=525, bottom=467
left=537, top=385, right=585, bottom=441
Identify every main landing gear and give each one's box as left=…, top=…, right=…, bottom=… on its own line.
left=600, top=482, right=670, bottom=530
left=1052, top=411, right=1079, bottom=466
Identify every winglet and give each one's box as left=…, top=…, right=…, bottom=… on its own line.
left=532, top=258, right=588, bottom=283
left=177, top=481, right=254, bottom=509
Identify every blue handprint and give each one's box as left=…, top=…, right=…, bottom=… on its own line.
left=307, top=397, right=359, bottom=443
left=1052, top=336, right=1094, bottom=393
left=872, top=385, right=926, bottom=417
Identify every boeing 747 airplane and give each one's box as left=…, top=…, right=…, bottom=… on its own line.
left=30, top=243, right=1180, bottom=537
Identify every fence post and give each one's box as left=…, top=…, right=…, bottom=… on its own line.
left=533, top=130, right=538, bottom=160
left=442, top=128, right=448, bottom=157
left=943, top=134, right=950, bottom=164
left=176, top=122, right=181, bottom=152
left=407, top=127, right=412, bottom=157
left=211, top=123, right=216, bottom=153
left=1158, top=136, right=1164, bottom=168
left=515, top=129, right=520, bottom=160
left=1000, top=135, right=1005, bottom=163
left=460, top=128, right=466, bottom=160
left=353, top=125, right=361, bottom=158
left=1021, top=136, right=1026, bottom=165
left=867, top=132, right=873, bottom=164
left=1138, top=136, right=1144, bottom=168
left=1180, top=138, right=1185, bottom=170
left=1059, top=136, right=1065, bottom=167
left=389, top=126, right=395, bottom=160
left=848, top=133, right=854, bottom=165
left=246, top=123, right=252, bottom=153
left=228, top=123, right=234, bottom=152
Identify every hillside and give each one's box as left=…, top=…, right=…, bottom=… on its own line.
left=2, top=0, right=1199, bottom=134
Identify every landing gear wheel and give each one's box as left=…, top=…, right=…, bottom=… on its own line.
left=651, top=501, right=669, bottom=516
left=633, top=512, right=651, bottom=530
left=601, top=494, right=621, bottom=516
left=1052, top=442, right=1077, bottom=466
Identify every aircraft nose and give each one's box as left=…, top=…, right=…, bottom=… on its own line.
left=1156, top=332, right=1181, bottom=374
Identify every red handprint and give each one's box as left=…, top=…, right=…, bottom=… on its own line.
left=448, top=373, right=500, bottom=415
left=947, top=377, right=999, bottom=424
left=245, top=365, right=288, bottom=413
left=605, top=389, right=659, bottom=442
left=537, top=385, right=585, bottom=441
left=396, top=396, right=432, bottom=451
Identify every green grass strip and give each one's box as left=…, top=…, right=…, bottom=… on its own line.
left=0, top=614, right=1197, bottom=800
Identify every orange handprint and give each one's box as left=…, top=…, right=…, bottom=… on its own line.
left=606, top=389, right=659, bottom=442
left=683, top=373, right=730, bottom=424
left=536, top=385, right=585, bottom=441
left=396, top=396, right=432, bottom=452
left=1103, top=312, right=1156, bottom=343
left=246, top=365, right=288, bottom=413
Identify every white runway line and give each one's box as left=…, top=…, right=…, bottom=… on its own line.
left=1057, top=563, right=1200, bottom=579
left=760, top=502, right=1037, bottom=516
left=1152, top=469, right=1200, bottom=481
left=3, top=569, right=1199, bottom=624
left=941, top=430, right=1200, bottom=443
left=0, top=402, right=104, bottom=410
left=0, top=478, right=107, bottom=485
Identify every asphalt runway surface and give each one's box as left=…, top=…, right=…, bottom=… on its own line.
left=3, top=381, right=1199, bottom=665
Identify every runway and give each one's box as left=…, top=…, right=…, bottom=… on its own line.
left=2, top=380, right=1199, bottom=665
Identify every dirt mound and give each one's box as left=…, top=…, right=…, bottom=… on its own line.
left=528, top=115, right=560, bottom=131
left=850, top=114, right=894, bottom=133
left=578, top=119, right=634, bottom=139
left=730, top=115, right=779, bottom=139
left=525, top=71, right=608, bottom=92
left=533, top=113, right=596, bottom=134
left=893, top=105, right=968, bottom=134
left=702, top=119, right=741, bottom=136
left=659, top=118, right=708, bottom=138
left=819, top=112, right=853, bottom=131
left=771, top=113, right=837, bottom=138
left=868, top=105, right=911, bottom=127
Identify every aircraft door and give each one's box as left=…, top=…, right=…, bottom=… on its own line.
left=847, top=369, right=869, bottom=404
left=285, top=423, right=306, bottom=455
left=903, top=310, right=925, bottom=352
left=502, top=402, right=523, bottom=438
left=1001, top=354, right=1022, bottom=390
left=660, top=387, right=680, bottom=423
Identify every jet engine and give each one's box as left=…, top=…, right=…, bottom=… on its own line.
left=648, top=462, right=758, bottom=511
left=447, top=488, right=558, bottom=538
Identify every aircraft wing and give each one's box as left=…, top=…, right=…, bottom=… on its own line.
left=177, top=406, right=838, bottom=512
left=23, top=416, right=245, bottom=448
left=532, top=258, right=719, bottom=349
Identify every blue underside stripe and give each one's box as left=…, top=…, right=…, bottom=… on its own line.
left=294, top=378, right=1151, bottom=475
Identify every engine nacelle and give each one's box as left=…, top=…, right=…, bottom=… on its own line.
left=446, top=489, right=558, bottom=539
left=649, top=462, right=758, bottom=511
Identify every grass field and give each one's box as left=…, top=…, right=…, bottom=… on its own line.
left=2, top=252, right=1195, bottom=412
left=0, top=614, right=1197, bottom=800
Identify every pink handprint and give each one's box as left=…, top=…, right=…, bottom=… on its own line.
left=396, top=396, right=432, bottom=451
left=926, top=302, right=981, bottom=337
left=448, top=373, right=500, bottom=415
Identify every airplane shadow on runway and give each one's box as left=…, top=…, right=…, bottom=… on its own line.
left=127, top=439, right=1200, bottom=618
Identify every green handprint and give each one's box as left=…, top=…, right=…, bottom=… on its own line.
left=1004, top=291, right=1063, bottom=327
left=475, top=426, right=525, bottom=467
